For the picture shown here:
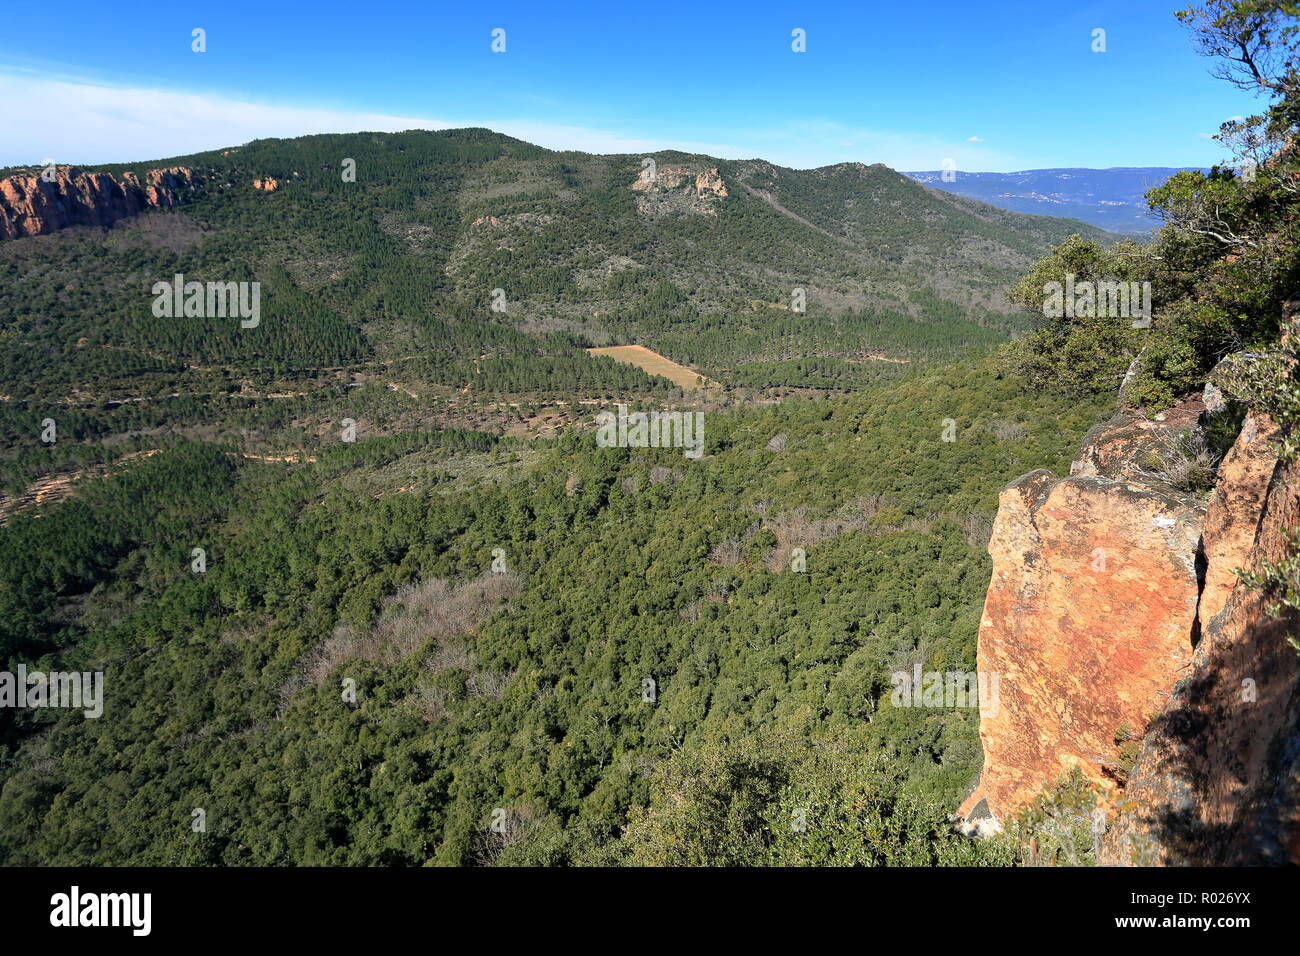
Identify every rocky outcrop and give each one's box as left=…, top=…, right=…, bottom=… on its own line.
left=1099, top=433, right=1297, bottom=865
left=1070, top=399, right=1206, bottom=481
left=0, top=165, right=195, bottom=239
left=692, top=168, right=727, bottom=199
left=959, top=396, right=1210, bottom=824
left=252, top=177, right=279, bottom=192
left=631, top=165, right=727, bottom=216
left=962, top=365, right=1300, bottom=864
left=1197, top=413, right=1281, bottom=633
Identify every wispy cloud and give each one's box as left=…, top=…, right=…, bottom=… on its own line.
left=0, top=71, right=449, bottom=166
left=0, top=68, right=768, bottom=168
left=0, top=68, right=1028, bottom=172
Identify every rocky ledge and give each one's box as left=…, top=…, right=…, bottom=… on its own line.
left=0, top=164, right=196, bottom=239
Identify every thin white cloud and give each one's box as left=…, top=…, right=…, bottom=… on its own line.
left=0, top=68, right=1029, bottom=172
left=0, top=70, right=754, bottom=167
left=0, top=71, right=446, bottom=166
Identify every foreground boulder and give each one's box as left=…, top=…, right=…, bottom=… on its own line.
left=1196, top=414, right=1281, bottom=634
left=960, top=381, right=1299, bottom=864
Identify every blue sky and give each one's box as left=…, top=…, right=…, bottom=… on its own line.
left=0, top=0, right=1262, bottom=171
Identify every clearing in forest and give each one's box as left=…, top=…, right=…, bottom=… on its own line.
left=586, top=344, right=718, bottom=389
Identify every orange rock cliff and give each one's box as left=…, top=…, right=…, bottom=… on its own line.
left=961, top=351, right=1299, bottom=865
left=0, top=165, right=195, bottom=239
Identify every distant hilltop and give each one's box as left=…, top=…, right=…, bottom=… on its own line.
left=905, top=167, right=1208, bottom=234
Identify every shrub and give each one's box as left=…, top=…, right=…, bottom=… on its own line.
left=1134, top=429, right=1221, bottom=493
left=1001, top=766, right=1103, bottom=867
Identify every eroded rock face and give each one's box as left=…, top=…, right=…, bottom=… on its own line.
left=1198, top=413, right=1281, bottom=634
left=964, top=378, right=1300, bottom=863
left=1099, top=430, right=1297, bottom=866
left=631, top=165, right=727, bottom=216
left=0, top=165, right=195, bottom=239
left=959, top=441, right=1205, bottom=823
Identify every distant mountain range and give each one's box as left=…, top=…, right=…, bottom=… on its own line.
left=903, top=167, right=1206, bottom=234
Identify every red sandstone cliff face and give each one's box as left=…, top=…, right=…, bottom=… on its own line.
left=1098, top=427, right=1298, bottom=865
left=1197, top=413, right=1281, bottom=633
left=962, top=380, right=1298, bottom=864
left=0, top=165, right=195, bottom=239
left=959, top=398, right=1209, bottom=826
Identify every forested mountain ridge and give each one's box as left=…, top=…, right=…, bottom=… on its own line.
left=0, top=128, right=1110, bottom=503
left=1, top=128, right=1110, bottom=326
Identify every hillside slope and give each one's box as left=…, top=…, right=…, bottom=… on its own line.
left=0, top=129, right=1110, bottom=397
left=0, top=128, right=1115, bottom=507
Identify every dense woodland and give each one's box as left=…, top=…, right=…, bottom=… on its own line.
left=0, top=359, right=1107, bottom=864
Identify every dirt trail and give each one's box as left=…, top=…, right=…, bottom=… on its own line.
left=736, top=182, right=852, bottom=246
left=0, top=450, right=160, bottom=523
